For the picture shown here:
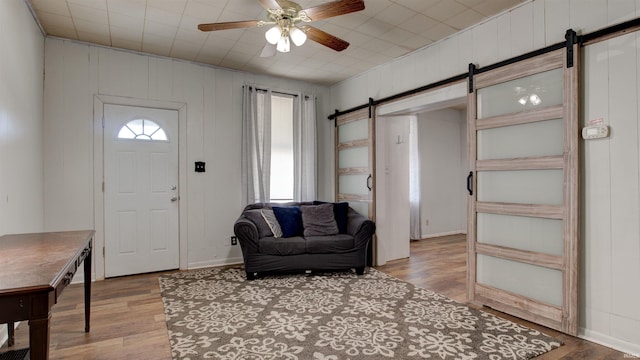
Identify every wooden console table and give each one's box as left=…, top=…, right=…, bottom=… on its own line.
left=0, top=230, right=94, bottom=360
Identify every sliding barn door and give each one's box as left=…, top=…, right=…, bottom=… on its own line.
left=335, top=108, right=375, bottom=218
left=467, top=42, right=579, bottom=334
left=335, top=108, right=376, bottom=262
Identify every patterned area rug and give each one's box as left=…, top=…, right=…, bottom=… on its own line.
left=159, top=268, right=561, bottom=359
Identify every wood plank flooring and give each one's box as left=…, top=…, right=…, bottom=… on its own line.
left=376, top=235, right=626, bottom=360
left=1, top=234, right=627, bottom=359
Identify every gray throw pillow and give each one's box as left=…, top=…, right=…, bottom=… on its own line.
left=301, top=203, right=339, bottom=236
left=244, top=209, right=273, bottom=238
left=261, top=209, right=283, bottom=238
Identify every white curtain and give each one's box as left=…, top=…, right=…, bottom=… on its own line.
left=241, top=85, right=272, bottom=205
left=242, top=85, right=316, bottom=205
left=293, top=93, right=317, bottom=201
left=409, top=116, right=422, bottom=239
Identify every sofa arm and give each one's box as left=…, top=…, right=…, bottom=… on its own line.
left=346, top=209, right=376, bottom=250
left=233, top=216, right=260, bottom=255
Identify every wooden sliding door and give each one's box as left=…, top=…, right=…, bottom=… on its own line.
left=335, top=108, right=376, bottom=263
left=335, top=108, right=375, bottom=220
left=467, top=42, right=579, bottom=334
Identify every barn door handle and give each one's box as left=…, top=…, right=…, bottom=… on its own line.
left=366, top=174, right=372, bottom=191
left=466, top=171, right=473, bottom=196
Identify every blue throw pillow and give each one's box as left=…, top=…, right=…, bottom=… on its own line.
left=333, top=202, right=349, bottom=234
left=272, top=206, right=303, bottom=237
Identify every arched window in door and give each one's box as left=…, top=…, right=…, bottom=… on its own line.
left=117, top=119, right=167, bottom=140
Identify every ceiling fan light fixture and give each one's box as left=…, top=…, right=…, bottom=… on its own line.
left=197, top=0, right=365, bottom=54
left=289, top=26, right=307, bottom=46
left=265, top=25, right=282, bottom=44
left=277, top=35, right=291, bottom=52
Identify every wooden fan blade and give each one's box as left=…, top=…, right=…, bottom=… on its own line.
left=301, top=25, right=349, bottom=51
left=302, top=0, right=364, bottom=21
left=198, top=20, right=260, bottom=32
left=258, top=0, right=281, bottom=10
left=275, top=0, right=302, bottom=12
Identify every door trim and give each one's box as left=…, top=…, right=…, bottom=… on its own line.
left=93, top=95, right=187, bottom=281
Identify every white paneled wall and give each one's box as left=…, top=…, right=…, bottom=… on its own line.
left=0, top=0, right=45, bottom=234
left=582, top=30, right=640, bottom=351
left=43, top=38, right=331, bottom=278
left=331, top=0, right=639, bottom=111
left=417, top=109, right=467, bottom=238
left=0, top=0, right=45, bottom=347
left=329, top=0, right=640, bottom=354
left=374, top=115, right=411, bottom=264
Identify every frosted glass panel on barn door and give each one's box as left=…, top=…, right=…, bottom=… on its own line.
left=467, top=44, right=579, bottom=335
left=335, top=108, right=375, bottom=220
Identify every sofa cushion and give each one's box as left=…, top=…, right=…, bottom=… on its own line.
left=259, top=236, right=306, bottom=255
left=272, top=206, right=303, bottom=237
left=244, top=209, right=273, bottom=238
left=305, top=234, right=355, bottom=254
left=261, top=209, right=283, bottom=238
left=313, top=201, right=349, bottom=234
left=301, top=204, right=339, bottom=236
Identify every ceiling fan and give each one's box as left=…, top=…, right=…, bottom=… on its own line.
left=197, top=0, right=365, bottom=57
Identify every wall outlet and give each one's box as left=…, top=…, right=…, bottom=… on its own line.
left=230, top=236, right=238, bottom=246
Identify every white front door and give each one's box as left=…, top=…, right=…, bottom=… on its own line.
left=104, top=104, right=179, bottom=277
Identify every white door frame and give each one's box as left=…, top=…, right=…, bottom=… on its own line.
left=93, top=95, right=187, bottom=281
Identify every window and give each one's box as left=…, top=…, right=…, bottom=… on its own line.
left=270, top=94, right=294, bottom=202
left=117, top=119, right=167, bottom=140
left=242, top=85, right=316, bottom=205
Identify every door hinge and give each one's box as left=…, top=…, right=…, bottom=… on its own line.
left=102, top=246, right=105, bottom=257
left=102, top=181, right=105, bottom=192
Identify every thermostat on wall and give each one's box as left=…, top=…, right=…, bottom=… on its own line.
left=582, top=125, right=609, bottom=139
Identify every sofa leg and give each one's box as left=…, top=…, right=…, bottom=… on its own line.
left=246, top=271, right=257, bottom=280
left=355, top=267, right=365, bottom=275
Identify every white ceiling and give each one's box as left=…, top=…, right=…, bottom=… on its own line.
left=27, top=0, right=525, bottom=86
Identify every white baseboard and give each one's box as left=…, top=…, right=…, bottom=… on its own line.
left=187, top=257, right=244, bottom=270
left=579, top=327, right=640, bottom=357
left=421, top=230, right=467, bottom=239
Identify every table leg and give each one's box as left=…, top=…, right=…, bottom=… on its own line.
left=29, top=314, right=51, bottom=360
left=84, top=246, right=92, bottom=333
left=7, top=322, right=14, bottom=347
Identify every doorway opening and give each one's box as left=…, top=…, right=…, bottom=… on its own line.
left=413, top=106, right=468, bottom=241
left=374, top=82, right=468, bottom=275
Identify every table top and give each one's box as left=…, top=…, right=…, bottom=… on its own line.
left=0, top=230, right=94, bottom=295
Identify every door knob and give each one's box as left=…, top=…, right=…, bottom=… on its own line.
left=171, top=196, right=179, bottom=202
left=170, top=185, right=177, bottom=190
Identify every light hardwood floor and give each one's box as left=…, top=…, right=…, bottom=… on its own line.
left=376, top=235, right=626, bottom=360
left=1, top=234, right=627, bottom=359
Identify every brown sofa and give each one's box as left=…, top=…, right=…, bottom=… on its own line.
left=233, top=202, right=375, bottom=280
